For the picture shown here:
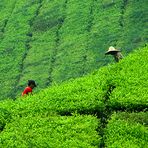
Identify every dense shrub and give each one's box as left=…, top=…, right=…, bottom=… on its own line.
left=0, top=108, right=11, bottom=132
left=106, top=47, right=148, bottom=110
left=105, top=112, right=148, bottom=148
left=0, top=0, right=41, bottom=100
left=0, top=115, right=100, bottom=148
left=0, top=46, right=147, bottom=147
left=0, top=1, right=147, bottom=146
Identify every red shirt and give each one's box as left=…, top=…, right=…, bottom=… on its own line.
left=22, top=86, right=32, bottom=96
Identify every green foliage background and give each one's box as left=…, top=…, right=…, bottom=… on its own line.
left=0, top=0, right=147, bottom=100
left=0, top=0, right=148, bottom=147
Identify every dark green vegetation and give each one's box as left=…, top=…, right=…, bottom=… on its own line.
left=0, top=0, right=148, bottom=100
left=0, top=0, right=148, bottom=147
left=0, top=46, right=148, bottom=147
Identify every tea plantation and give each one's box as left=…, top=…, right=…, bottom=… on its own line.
left=0, top=0, right=147, bottom=100
left=0, top=46, right=148, bottom=147
left=0, top=0, right=148, bottom=147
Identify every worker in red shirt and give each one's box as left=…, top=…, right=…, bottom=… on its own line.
left=22, top=80, right=37, bottom=96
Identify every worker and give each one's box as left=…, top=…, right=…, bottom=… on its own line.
left=22, top=80, right=37, bottom=96
left=105, top=46, right=123, bottom=62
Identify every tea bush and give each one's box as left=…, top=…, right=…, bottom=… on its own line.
left=16, top=0, right=66, bottom=94
left=0, top=1, right=147, bottom=147
left=105, top=112, right=148, bottom=148
left=118, top=0, right=148, bottom=51
left=2, top=74, right=105, bottom=118
left=0, top=115, right=100, bottom=148
left=0, top=46, right=147, bottom=148
left=0, top=108, right=11, bottom=132
left=106, top=47, right=148, bottom=110
left=0, top=0, right=16, bottom=40
left=0, top=0, right=41, bottom=99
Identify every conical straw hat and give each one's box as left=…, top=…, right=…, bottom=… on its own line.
left=105, top=46, right=121, bottom=55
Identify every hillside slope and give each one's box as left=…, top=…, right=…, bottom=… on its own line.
left=0, top=46, right=148, bottom=147
left=0, top=0, right=147, bottom=100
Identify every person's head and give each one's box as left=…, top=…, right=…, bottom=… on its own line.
left=28, top=80, right=37, bottom=89
left=105, top=46, right=121, bottom=55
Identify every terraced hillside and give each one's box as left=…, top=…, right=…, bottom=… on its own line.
left=0, top=0, right=147, bottom=100
left=0, top=46, right=148, bottom=147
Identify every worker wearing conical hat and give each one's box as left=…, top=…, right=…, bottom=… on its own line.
left=105, top=46, right=123, bottom=62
